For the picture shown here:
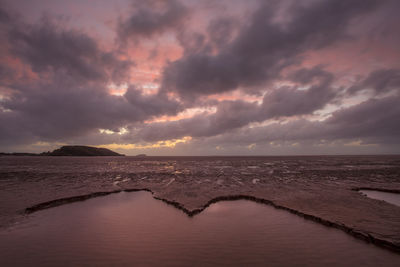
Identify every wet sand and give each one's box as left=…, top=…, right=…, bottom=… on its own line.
left=1, top=155, right=400, bottom=252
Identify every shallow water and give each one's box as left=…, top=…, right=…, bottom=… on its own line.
left=0, top=191, right=399, bottom=267
left=360, top=190, right=400, bottom=207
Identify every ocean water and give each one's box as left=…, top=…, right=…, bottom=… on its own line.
left=1, top=191, right=399, bottom=267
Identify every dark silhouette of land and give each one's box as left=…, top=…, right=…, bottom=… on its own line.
left=0, top=146, right=124, bottom=157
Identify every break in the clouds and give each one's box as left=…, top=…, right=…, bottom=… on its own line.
left=0, top=0, right=399, bottom=155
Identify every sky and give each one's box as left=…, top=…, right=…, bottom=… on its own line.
left=0, top=0, right=399, bottom=155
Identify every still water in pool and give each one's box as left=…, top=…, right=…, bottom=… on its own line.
left=0, top=191, right=399, bottom=266
left=360, top=190, right=400, bottom=207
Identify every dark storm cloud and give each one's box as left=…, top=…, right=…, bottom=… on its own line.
left=0, top=79, right=181, bottom=145
left=348, top=68, right=400, bottom=95
left=135, top=66, right=339, bottom=142
left=0, top=6, right=10, bottom=23
left=325, top=95, right=400, bottom=143
left=0, top=9, right=181, bottom=146
left=289, top=65, right=333, bottom=85
left=161, top=0, right=381, bottom=99
left=207, top=17, right=238, bottom=50
left=118, top=0, right=188, bottom=42
left=7, top=17, right=133, bottom=83
left=0, top=62, right=16, bottom=83
left=134, top=100, right=260, bottom=142
left=261, top=66, right=337, bottom=117
left=124, top=86, right=181, bottom=117
left=260, top=85, right=335, bottom=118
left=199, top=119, right=320, bottom=147
left=129, top=61, right=400, bottom=145
left=198, top=94, right=400, bottom=148
left=1, top=0, right=399, bottom=154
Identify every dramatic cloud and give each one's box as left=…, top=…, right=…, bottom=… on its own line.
left=348, top=68, right=400, bottom=95
left=261, top=66, right=337, bottom=118
left=0, top=0, right=399, bottom=154
left=0, top=6, right=180, bottom=147
left=326, top=95, right=400, bottom=143
left=8, top=18, right=133, bottom=83
left=161, top=0, right=382, bottom=99
left=183, top=94, right=400, bottom=154
left=118, top=0, right=188, bottom=42
left=0, top=78, right=180, bottom=145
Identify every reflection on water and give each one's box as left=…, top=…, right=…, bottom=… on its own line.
left=0, top=191, right=399, bottom=266
left=360, top=190, right=400, bottom=207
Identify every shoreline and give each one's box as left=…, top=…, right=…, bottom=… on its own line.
left=23, top=186, right=400, bottom=254
left=2, top=155, right=400, bottom=256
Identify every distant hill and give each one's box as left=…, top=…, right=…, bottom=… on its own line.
left=42, top=146, right=124, bottom=156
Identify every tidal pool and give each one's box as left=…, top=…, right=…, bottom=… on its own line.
left=359, top=190, right=400, bottom=207
left=0, top=191, right=399, bottom=266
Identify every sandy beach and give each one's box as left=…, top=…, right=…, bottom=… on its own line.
left=1, top=155, right=399, bottom=253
